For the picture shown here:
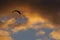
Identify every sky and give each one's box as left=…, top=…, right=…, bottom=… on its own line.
left=0, top=0, right=60, bottom=40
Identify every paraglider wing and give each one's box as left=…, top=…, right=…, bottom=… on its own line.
left=12, top=10, right=25, bottom=18
left=12, top=10, right=21, bottom=14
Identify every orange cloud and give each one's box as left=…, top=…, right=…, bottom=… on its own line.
left=0, top=30, right=9, bottom=36
left=49, top=30, right=60, bottom=40
left=41, top=23, right=55, bottom=29
left=0, top=18, right=15, bottom=29
left=36, top=37, right=49, bottom=40
left=0, top=36, right=13, bottom=40
left=36, top=30, right=45, bottom=36
left=0, top=30, right=13, bottom=40
left=12, top=25, right=29, bottom=33
left=36, top=39, right=42, bottom=40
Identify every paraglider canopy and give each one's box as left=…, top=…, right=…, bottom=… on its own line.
left=12, top=10, right=22, bottom=15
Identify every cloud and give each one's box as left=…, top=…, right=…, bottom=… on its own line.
left=36, top=37, right=49, bottom=40
left=36, top=39, right=42, bottom=40
left=36, top=30, right=45, bottom=36
left=0, top=30, right=9, bottom=36
left=0, top=18, right=15, bottom=29
left=12, top=25, right=29, bottom=33
left=0, top=36, right=13, bottom=40
left=49, top=30, right=60, bottom=40
left=0, top=30, right=13, bottom=40
left=41, top=22, right=55, bottom=29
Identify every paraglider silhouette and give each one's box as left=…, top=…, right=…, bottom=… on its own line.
left=12, top=10, right=22, bottom=15
left=12, top=10, right=25, bottom=18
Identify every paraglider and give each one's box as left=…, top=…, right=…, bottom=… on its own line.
left=12, top=10, right=22, bottom=15
left=12, top=10, right=25, bottom=18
